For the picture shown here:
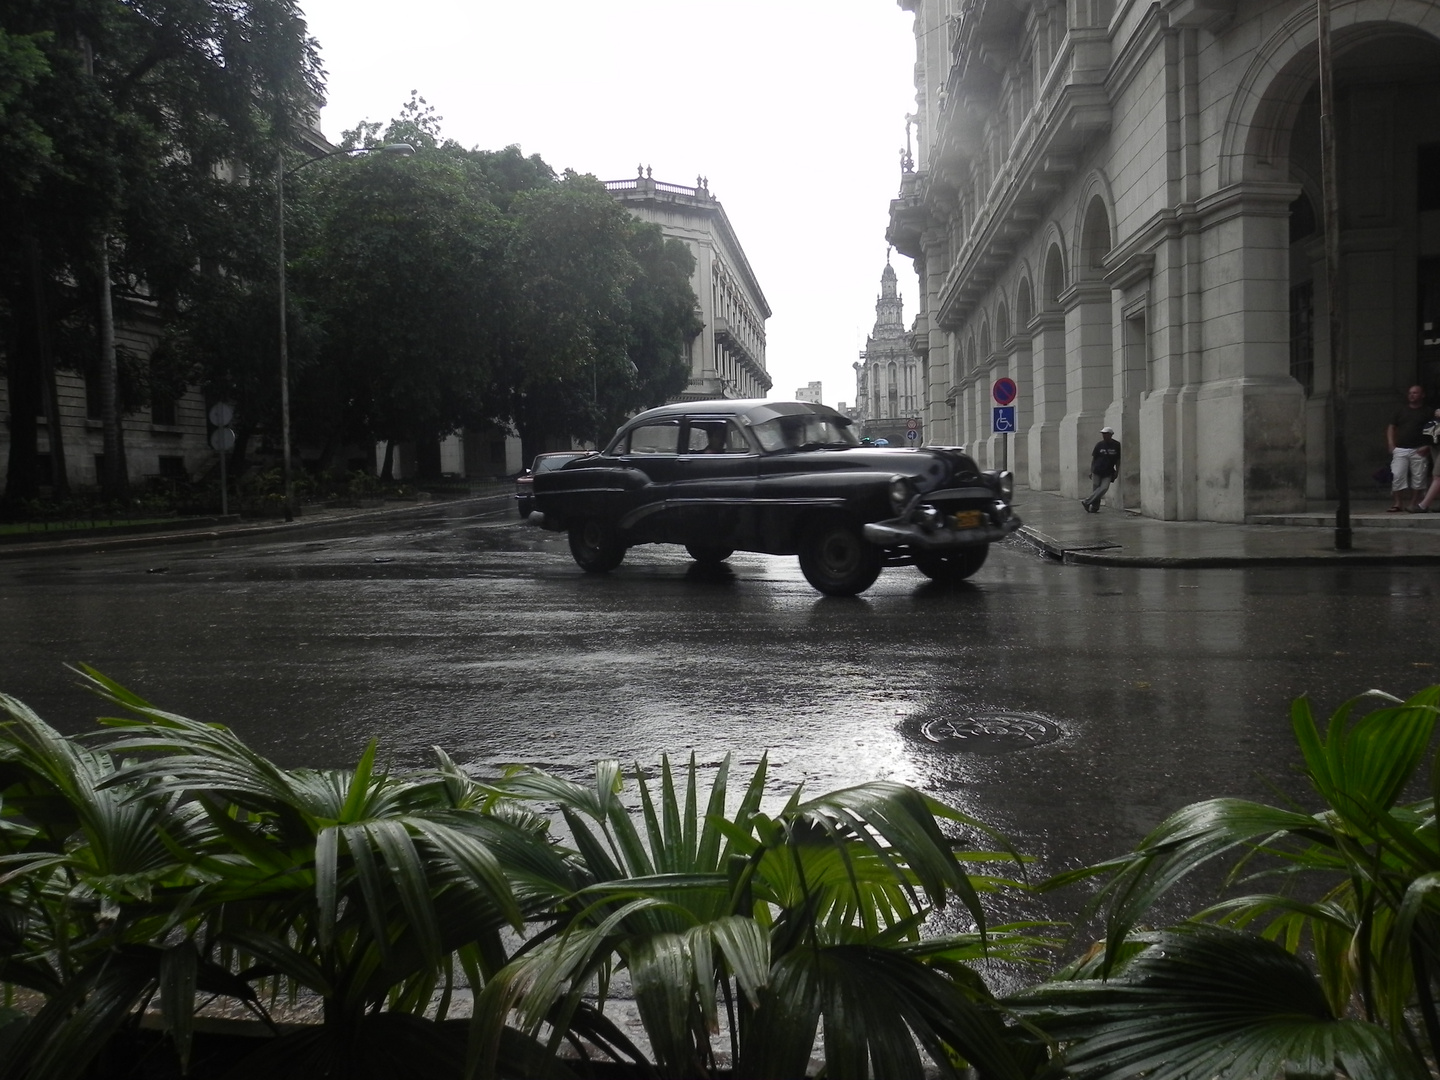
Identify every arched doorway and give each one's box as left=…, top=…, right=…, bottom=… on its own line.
left=1227, top=8, right=1440, bottom=495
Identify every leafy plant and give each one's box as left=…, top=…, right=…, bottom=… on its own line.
left=1015, top=686, right=1440, bottom=1080
left=475, top=754, right=1054, bottom=1079
left=0, top=671, right=1056, bottom=1079
left=0, top=668, right=573, bottom=1079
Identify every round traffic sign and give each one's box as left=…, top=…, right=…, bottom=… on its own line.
left=209, top=426, right=236, bottom=452
left=208, top=402, right=236, bottom=427
left=992, top=378, right=1017, bottom=406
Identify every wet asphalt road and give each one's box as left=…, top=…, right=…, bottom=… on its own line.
left=2, top=499, right=1437, bottom=938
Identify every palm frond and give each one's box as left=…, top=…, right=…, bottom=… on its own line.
left=1010, top=926, right=1427, bottom=1080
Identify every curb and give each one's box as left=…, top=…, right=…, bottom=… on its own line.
left=1016, top=526, right=1440, bottom=568
left=0, top=491, right=513, bottom=561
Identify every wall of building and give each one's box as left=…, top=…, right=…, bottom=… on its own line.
left=606, top=173, right=772, bottom=401
left=0, top=309, right=216, bottom=498
left=890, top=0, right=1440, bottom=521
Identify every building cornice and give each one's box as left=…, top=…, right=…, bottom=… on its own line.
left=606, top=179, right=772, bottom=318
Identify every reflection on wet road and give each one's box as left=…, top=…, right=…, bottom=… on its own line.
left=2, top=500, right=1436, bottom=932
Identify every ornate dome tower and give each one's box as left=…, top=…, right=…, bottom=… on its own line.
left=853, top=252, right=922, bottom=443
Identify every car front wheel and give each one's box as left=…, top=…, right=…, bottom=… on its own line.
left=798, top=518, right=882, bottom=596
left=516, top=497, right=534, bottom=519
left=914, top=545, right=988, bottom=583
left=568, top=519, right=626, bottom=573
left=684, top=543, right=734, bottom=565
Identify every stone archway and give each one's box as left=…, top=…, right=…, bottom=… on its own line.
left=1058, top=195, right=1116, bottom=498
left=1220, top=4, right=1440, bottom=495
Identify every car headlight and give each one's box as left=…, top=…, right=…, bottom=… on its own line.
left=987, top=470, right=1014, bottom=500
left=888, top=475, right=914, bottom=514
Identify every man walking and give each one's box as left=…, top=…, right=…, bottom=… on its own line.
left=1081, top=426, right=1120, bottom=513
left=1387, top=385, right=1431, bottom=512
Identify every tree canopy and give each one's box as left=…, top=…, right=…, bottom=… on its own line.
left=1, top=23, right=703, bottom=505
left=0, top=0, right=323, bottom=510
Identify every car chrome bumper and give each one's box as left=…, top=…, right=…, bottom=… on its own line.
left=863, top=506, right=1022, bottom=549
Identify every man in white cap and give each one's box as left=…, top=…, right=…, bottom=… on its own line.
left=1081, top=426, right=1120, bottom=513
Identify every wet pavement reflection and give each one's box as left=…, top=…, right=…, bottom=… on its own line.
left=2, top=502, right=1437, bottom=942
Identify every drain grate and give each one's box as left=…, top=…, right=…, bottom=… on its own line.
left=920, top=711, right=1060, bottom=754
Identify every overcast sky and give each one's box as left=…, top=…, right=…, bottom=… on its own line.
left=295, top=0, right=920, bottom=412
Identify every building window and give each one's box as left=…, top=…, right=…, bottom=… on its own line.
left=86, top=371, right=103, bottom=420
left=1289, top=191, right=1317, bottom=244
left=1290, top=280, right=1315, bottom=396
left=152, top=395, right=177, bottom=426
left=1418, top=143, right=1440, bottom=212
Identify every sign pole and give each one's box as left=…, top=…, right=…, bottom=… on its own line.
left=209, top=402, right=237, bottom=519
left=991, top=378, right=1019, bottom=471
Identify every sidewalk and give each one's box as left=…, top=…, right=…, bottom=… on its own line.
left=0, top=486, right=516, bottom=562
left=1014, top=487, right=1440, bottom=567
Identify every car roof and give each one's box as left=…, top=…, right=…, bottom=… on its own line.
left=624, top=399, right=850, bottom=427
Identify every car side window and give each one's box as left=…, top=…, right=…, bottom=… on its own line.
left=623, top=422, right=680, bottom=455
left=686, top=420, right=747, bottom=454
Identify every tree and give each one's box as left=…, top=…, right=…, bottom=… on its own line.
left=607, top=221, right=702, bottom=434
left=498, top=182, right=700, bottom=460
left=0, top=0, right=322, bottom=511
left=291, top=144, right=510, bottom=475
left=502, top=173, right=641, bottom=459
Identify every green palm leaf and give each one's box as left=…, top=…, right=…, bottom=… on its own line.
left=740, top=944, right=1034, bottom=1080
left=1012, top=926, right=1427, bottom=1080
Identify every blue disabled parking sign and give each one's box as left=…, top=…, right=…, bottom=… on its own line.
left=993, top=406, right=1016, bottom=433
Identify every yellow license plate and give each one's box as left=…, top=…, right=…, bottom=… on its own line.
left=953, top=510, right=983, bottom=529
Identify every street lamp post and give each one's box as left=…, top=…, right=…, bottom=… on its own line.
left=1317, top=0, right=1350, bottom=551
left=276, top=142, right=414, bottom=521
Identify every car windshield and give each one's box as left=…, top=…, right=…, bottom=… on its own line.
left=752, top=414, right=859, bottom=453
left=534, top=455, right=574, bottom=473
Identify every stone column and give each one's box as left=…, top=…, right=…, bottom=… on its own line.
left=1193, top=182, right=1305, bottom=521
left=1027, top=312, right=1066, bottom=490
left=1058, top=281, right=1115, bottom=497
left=1007, top=338, right=1032, bottom=478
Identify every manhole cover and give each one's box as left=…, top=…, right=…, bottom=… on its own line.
left=920, top=712, right=1060, bottom=754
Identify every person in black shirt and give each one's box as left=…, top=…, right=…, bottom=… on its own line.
left=1081, top=427, right=1120, bottom=513
left=1387, top=385, right=1432, bottom=512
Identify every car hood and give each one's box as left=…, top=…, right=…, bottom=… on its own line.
left=764, top=445, right=987, bottom=485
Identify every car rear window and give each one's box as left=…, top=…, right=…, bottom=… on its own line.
left=623, top=422, right=680, bottom=455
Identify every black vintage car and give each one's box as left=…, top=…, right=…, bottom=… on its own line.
left=532, top=399, right=1021, bottom=596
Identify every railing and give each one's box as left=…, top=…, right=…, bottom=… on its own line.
left=602, top=178, right=709, bottom=199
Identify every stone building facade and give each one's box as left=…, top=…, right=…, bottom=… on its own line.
left=0, top=308, right=212, bottom=497
left=888, top=0, right=1440, bottom=521
left=0, top=122, right=339, bottom=499
left=854, top=257, right=925, bottom=445
left=606, top=170, right=772, bottom=401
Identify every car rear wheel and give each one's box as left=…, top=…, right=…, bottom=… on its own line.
left=914, top=545, right=988, bottom=583
left=798, top=518, right=882, bottom=596
left=568, top=519, right=626, bottom=573
left=684, top=543, right=734, bottom=565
